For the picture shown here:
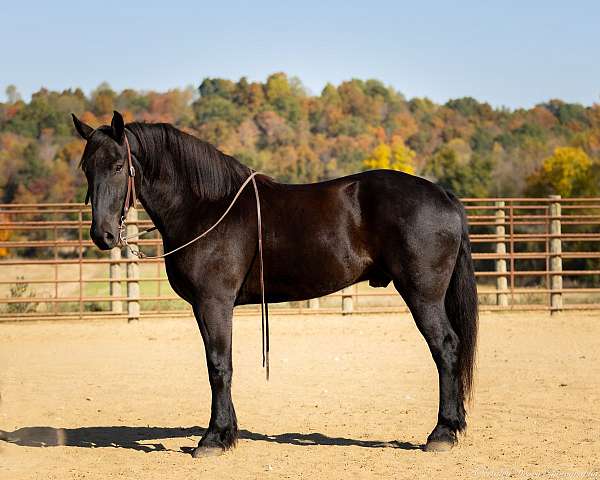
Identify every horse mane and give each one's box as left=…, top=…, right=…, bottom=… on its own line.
left=126, top=122, right=251, bottom=201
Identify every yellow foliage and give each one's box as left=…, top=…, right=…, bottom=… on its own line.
left=363, top=143, right=392, bottom=170
left=390, top=137, right=416, bottom=174
left=539, top=147, right=592, bottom=197
left=363, top=137, right=416, bottom=175
left=0, top=214, right=10, bottom=257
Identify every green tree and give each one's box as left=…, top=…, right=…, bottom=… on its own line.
left=265, top=73, right=302, bottom=124
left=199, top=78, right=236, bottom=99
left=5, top=85, right=21, bottom=104
left=194, top=96, right=240, bottom=125
left=425, top=146, right=493, bottom=197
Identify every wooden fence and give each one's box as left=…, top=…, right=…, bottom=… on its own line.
left=0, top=197, right=599, bottom=321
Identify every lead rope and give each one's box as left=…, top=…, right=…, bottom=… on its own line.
left=252, top=177, right=269, bottom=380
left=118, top=150, right=269, bottom=378
left=119, top=172, right=260, bottom=260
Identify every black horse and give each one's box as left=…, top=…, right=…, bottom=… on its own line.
left=72, top=111, right=478, bottom=457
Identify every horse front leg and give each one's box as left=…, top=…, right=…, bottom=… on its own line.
left=192, top=299, right=238, bottom=458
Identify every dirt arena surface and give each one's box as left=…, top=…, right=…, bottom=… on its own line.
left=1, top=312, right=599, bottom=479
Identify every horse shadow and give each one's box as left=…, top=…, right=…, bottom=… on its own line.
left=0, top=425, right=422, bottom=454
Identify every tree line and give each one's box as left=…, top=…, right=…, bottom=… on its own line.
left=1, top=73, right=600, bottom=205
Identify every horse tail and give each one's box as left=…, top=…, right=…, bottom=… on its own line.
left=445, top=192, right=478, bottom=405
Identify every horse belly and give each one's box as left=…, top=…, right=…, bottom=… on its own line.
left=263, top=226, right=371, bottom=303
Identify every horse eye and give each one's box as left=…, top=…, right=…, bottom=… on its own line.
left=115, top=164, right=124, bottom=172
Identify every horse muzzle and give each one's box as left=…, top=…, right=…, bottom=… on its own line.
left=91, top=221, right=118, bottom=250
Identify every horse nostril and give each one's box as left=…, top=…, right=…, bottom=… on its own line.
left=103, top=231, right=115, bottom=244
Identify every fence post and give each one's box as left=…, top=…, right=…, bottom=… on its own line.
left=308, top=298, right=320, bottom=309
left=342, top=286, right=354, bottom=315
left=495, top=201, right=509, bottom=307
left=549, top=195, right=563, bottom=314
left=126, top=208, right=140, bottom=322
left=109, top=247, right=122, bottom=313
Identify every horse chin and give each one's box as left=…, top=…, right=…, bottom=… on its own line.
left=91, top=233, right=118, bottom=250
left=95, top=241, right=114, bottom=250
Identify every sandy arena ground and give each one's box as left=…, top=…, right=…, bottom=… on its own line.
left=1, top=312, right=599, bottom=479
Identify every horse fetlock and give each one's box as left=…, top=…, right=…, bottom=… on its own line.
left=199, top=424, right=239, bottom=451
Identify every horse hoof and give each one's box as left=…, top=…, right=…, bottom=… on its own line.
left=424, top=439, right=454, bottom=452
left=192, top=446, right=224, bottom=458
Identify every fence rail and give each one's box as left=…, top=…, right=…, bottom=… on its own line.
left=1, top=196, right=599, bottom=321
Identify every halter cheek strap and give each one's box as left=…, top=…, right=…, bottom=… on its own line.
left=119, top=131, right=157, bottom=240
left=122, top=133, right=137, bottom=218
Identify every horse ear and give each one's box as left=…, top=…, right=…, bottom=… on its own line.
left=111, top=111, right=125, bottom=144
left=72, top=114, right=94, bottom=139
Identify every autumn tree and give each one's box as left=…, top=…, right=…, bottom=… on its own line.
left=527, top=146, right=599, bottom=196
left=1, top=76, right=600, bottom=204
left=91, top=82, right=116, bottom=117
left=0, top=213, right=10, bottom=257
left=363, top=137, right=416, bottom=174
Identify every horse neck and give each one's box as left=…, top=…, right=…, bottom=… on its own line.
left=125, top=126, right=245, bottom=241
left=137, top=175, right=185, bottom=237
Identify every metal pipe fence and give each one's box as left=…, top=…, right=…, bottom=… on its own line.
left=1, top=196, right=599, bottom=321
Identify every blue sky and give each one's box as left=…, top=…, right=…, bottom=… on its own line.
left=2, top=0, right=598, bottom=108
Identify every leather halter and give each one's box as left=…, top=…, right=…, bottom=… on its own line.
left=122, top=133, right=137, bottom=218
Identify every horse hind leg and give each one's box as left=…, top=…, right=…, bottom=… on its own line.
left=395, top=281, right=466, bottom=452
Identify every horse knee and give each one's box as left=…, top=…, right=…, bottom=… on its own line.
left=205, top=348, right=232, bottom=385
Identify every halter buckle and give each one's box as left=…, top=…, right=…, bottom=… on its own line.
left=118, top=215, right=127, bottom=246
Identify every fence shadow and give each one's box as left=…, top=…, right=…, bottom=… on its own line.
left=0, top=425, right=421, bottom=454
